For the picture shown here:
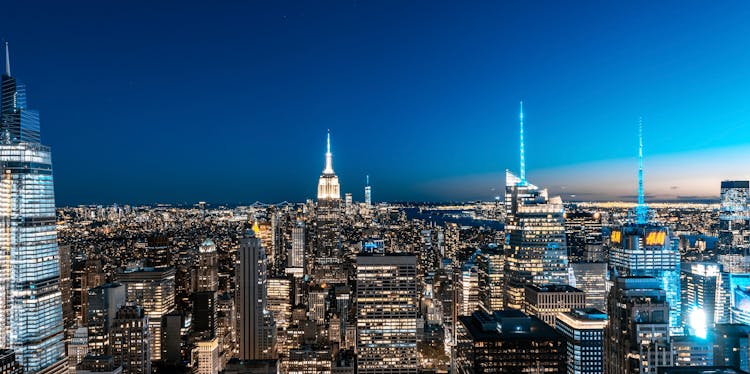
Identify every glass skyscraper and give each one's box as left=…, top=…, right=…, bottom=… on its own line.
left=0, top=44, right=67, bottom=373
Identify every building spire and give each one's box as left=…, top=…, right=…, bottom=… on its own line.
left=4, top=42, right=10, bottom=77
left=366, top=174, right=370, bottom=186
left=519, top=100, right=527, bottom=185
left=323, top=130, right=334, bottom=174
left=635, top=116, right=648, bottom=224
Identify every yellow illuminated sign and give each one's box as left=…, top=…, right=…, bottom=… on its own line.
left=610, top=231, right=621, bottom=244
left=645, top=231, right=666, bottom=246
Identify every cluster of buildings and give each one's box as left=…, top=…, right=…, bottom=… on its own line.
left=1, top=45, right=750, bottom=374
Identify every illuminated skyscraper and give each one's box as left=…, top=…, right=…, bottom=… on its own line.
left=116, top=266, right=176, bottom=362
left=681, top=262, right=730, bottom=328
left=608, top=119, right=681, bottom=332
left=356, top=254, right=418, bottom=373
left=364, top=175, right=372, bottom=207
left=718, top=181, right=750, bottom=252
left=555, top=308, right=607, bottom=374
left=285, top=221, right=304, bottom=278
left=236, top=229, right=276, bottom=360
left=317, top=130, right=340, bottom=201
left=604, top=277, right=673, bottom=374
left=86, top=283, right=126, bottom=355
left=314, top=131, right=345, bottom=284
left=0, top=43, right=67, bottom=373
left=194, top=238, right=218, bottom=337
left=195, top=238, right=218, bottom=292
left=504, top=102, right=568, bottom=310
left=109, top=305, right=150, bottom=374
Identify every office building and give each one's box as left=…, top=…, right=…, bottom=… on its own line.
left=456, top=309, right=566, bottom=373
left=87, top=283, right=126, bottom=355
left=555, top=308, right=607, bottom=374
left=0, top=349, right=22, bottom=374
left=0, top=43, right=67, bottom=373
left=237, top=229, right=276, bottom=360
left=718, top=181, right=750, bottom=252
left=524, top=284, right=586, bottom=327
left=713, top=324, right=750, bottom=372
left=285, top=221, right=305, bottom=278
left=504, top=103, right=568, bottom=309
left=365, top=175, right=372, bottom=207
left=569, top=262, right=607, bottom=311
left=605, top=277, right=673, bottom=374
left=608, top=121, right=681, bottom=331
left=672, top=335, right=714, bottom=367
left=356, top=254, right=418, bottom=373
left=681, top=262, right=730, bottom=328
left=192, top=337, right=220, bottom=374
left=68, top=327, right=90, bottom=371
left=75, top=356, right=122, bottom=374
left=109, top=305, right=150, bottom=374
left=116, top=266, right=176, bottom=362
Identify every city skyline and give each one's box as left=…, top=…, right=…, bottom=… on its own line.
left=3, top=1, right=750, bottom=205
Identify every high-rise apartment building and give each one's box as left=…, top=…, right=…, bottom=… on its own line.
left=356, top=254, right=418, bottom=373
left=0, top=44, right=67, bottom=373
left=236, top=229, right=276, bottom=360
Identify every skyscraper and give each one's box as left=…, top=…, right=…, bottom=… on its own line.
left=285, top=221, right=304, bottom=278
left=681, top=262, right=730, bottom=328
left=555, top=308, right=607, bottom=374
left=195, top=238, right=219, bottom=292
left=608, top=120, right=681, bottom=332
left=314, top=131, right=345, bottom=284
left=194, top=238, right=219, bottom=337
left=86, top=283, right=126, bottom=355
left=356, top=254, right=418, bottom=373
left=0, top=43, right=67, bottom=373
left=317, top=130, right=340, bottom=201
left=604, top=277, right=673, bottom=374
left=116, top=266, right=176, bottom=362
left=364, top=175, right=372, bottom=208
left=236, top=229, right=276, bottom=360
left=109, top=305, right=150, bottom=374
left=504, top=102, right=568, bottom=310
left=718, top=181, right=750, bottom=252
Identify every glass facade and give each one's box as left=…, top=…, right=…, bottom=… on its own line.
left=0, top=69, right=66, bottom=372
left=504, top=170, right=569, bottom=310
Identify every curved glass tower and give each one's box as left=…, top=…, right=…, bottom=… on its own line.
left=0, top=44, right=66, bottom=373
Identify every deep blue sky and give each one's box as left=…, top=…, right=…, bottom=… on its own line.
left=2, top=1, right=750, bottom=205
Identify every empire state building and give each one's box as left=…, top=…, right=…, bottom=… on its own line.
left=317, top=131, right=340, bottom=201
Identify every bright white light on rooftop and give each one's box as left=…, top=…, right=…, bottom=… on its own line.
left=689, top=308, right=707, bottom=339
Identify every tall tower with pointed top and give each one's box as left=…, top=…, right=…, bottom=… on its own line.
left=607, top=118, right=682, bottom=333
left=503, top=102, right=568, bottom=310
left=364, top=174, right=372, bottom=207
left=0, top=44, right=67, bottom=373
left=519, top=100, right=526, bottom=185
left=317, top=130, right=341, bottom=201
left=635, top=117, right=648, bottom=224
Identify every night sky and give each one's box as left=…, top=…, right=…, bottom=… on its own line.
left=2, top=1, right=750, bottom=205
